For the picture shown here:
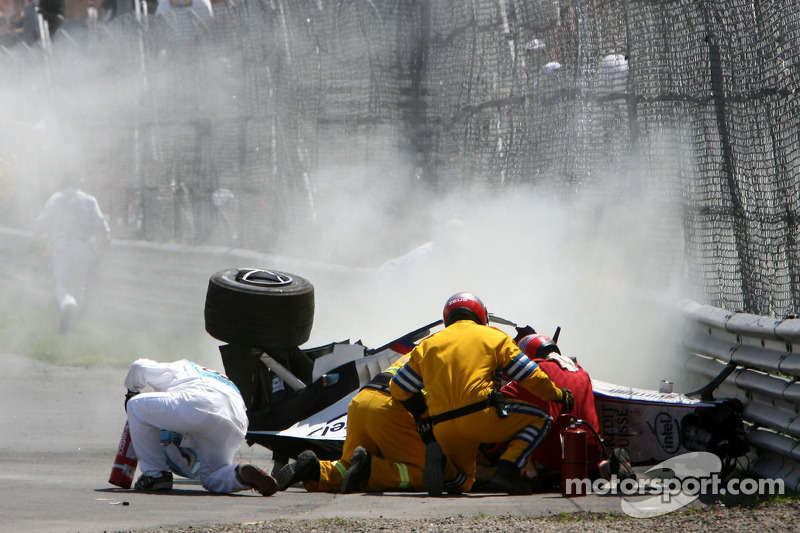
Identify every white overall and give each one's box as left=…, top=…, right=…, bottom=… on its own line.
left=124, top=359, right=249, bottom=493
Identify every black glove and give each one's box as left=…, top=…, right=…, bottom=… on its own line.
left=124, top=389, right=140, bottom=412
left=400, top=392, right=428, bottom=420
left=513, top=325, right=536, bottom=343
left=416, top=417, right=436, bottom=444
left=558, top=388, right=574, bottom=411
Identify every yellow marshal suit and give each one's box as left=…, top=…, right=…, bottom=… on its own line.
left=305, top=354, right=436, bottom=492
left=389, top=320, right=566, bottom=493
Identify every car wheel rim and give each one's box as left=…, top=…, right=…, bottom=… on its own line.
left=236, top=268, right=293, bottom=287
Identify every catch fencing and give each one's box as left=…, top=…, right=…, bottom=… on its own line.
left=1, top=0, right=799, bottom=317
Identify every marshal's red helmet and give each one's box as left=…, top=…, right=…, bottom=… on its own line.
left=517, top=334, right=561, bottom=359
left=442, top=292, right=489, bottom=326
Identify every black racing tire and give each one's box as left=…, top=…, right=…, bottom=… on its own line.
left=204, top=268, right=314, bottom=348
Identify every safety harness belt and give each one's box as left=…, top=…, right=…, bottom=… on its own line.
left=430, top=397, right=492, bottom=425
left=362, top=371, right=392, bottom=393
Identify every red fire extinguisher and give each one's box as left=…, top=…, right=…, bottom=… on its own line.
left=109, top=421, right=138, bottom=489
left=561, top=422, right=588, bottom=497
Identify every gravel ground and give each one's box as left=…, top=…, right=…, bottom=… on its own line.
left=130, top=500, right=800, bottom=533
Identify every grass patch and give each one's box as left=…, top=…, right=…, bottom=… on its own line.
left=0, top=298, right=219, bottom=368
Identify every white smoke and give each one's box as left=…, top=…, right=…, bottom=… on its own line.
left=302, top=175, right=689, bottom=391
left=0, top=23, right=691, bottom=392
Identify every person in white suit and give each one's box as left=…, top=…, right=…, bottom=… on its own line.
left=33, top=184, right=110, bottom=333
left=124, top=358, right=277, bottom=496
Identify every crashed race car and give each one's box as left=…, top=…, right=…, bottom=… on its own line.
left=205, top=268, right=749, bottom=485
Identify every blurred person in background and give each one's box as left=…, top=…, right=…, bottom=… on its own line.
left=209, top=187, right=239, bottom=244
left=155, top=0, right=211, bottom=19
left=33, top=180, right=110, bottom=333
left=36, top=0, right=63, bottom=38
left=20, top=0, right=36, bottom=44
left=0, top=0, right=20, bottom=36
left=155, top=0, right=212, bottom=44
left=0, top=10, right=9, bottom=42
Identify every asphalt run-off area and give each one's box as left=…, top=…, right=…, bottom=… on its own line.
left=0, top=350, right=647, bottom=533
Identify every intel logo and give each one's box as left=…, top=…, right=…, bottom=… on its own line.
left=655, top=412, right=680, bottom=454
